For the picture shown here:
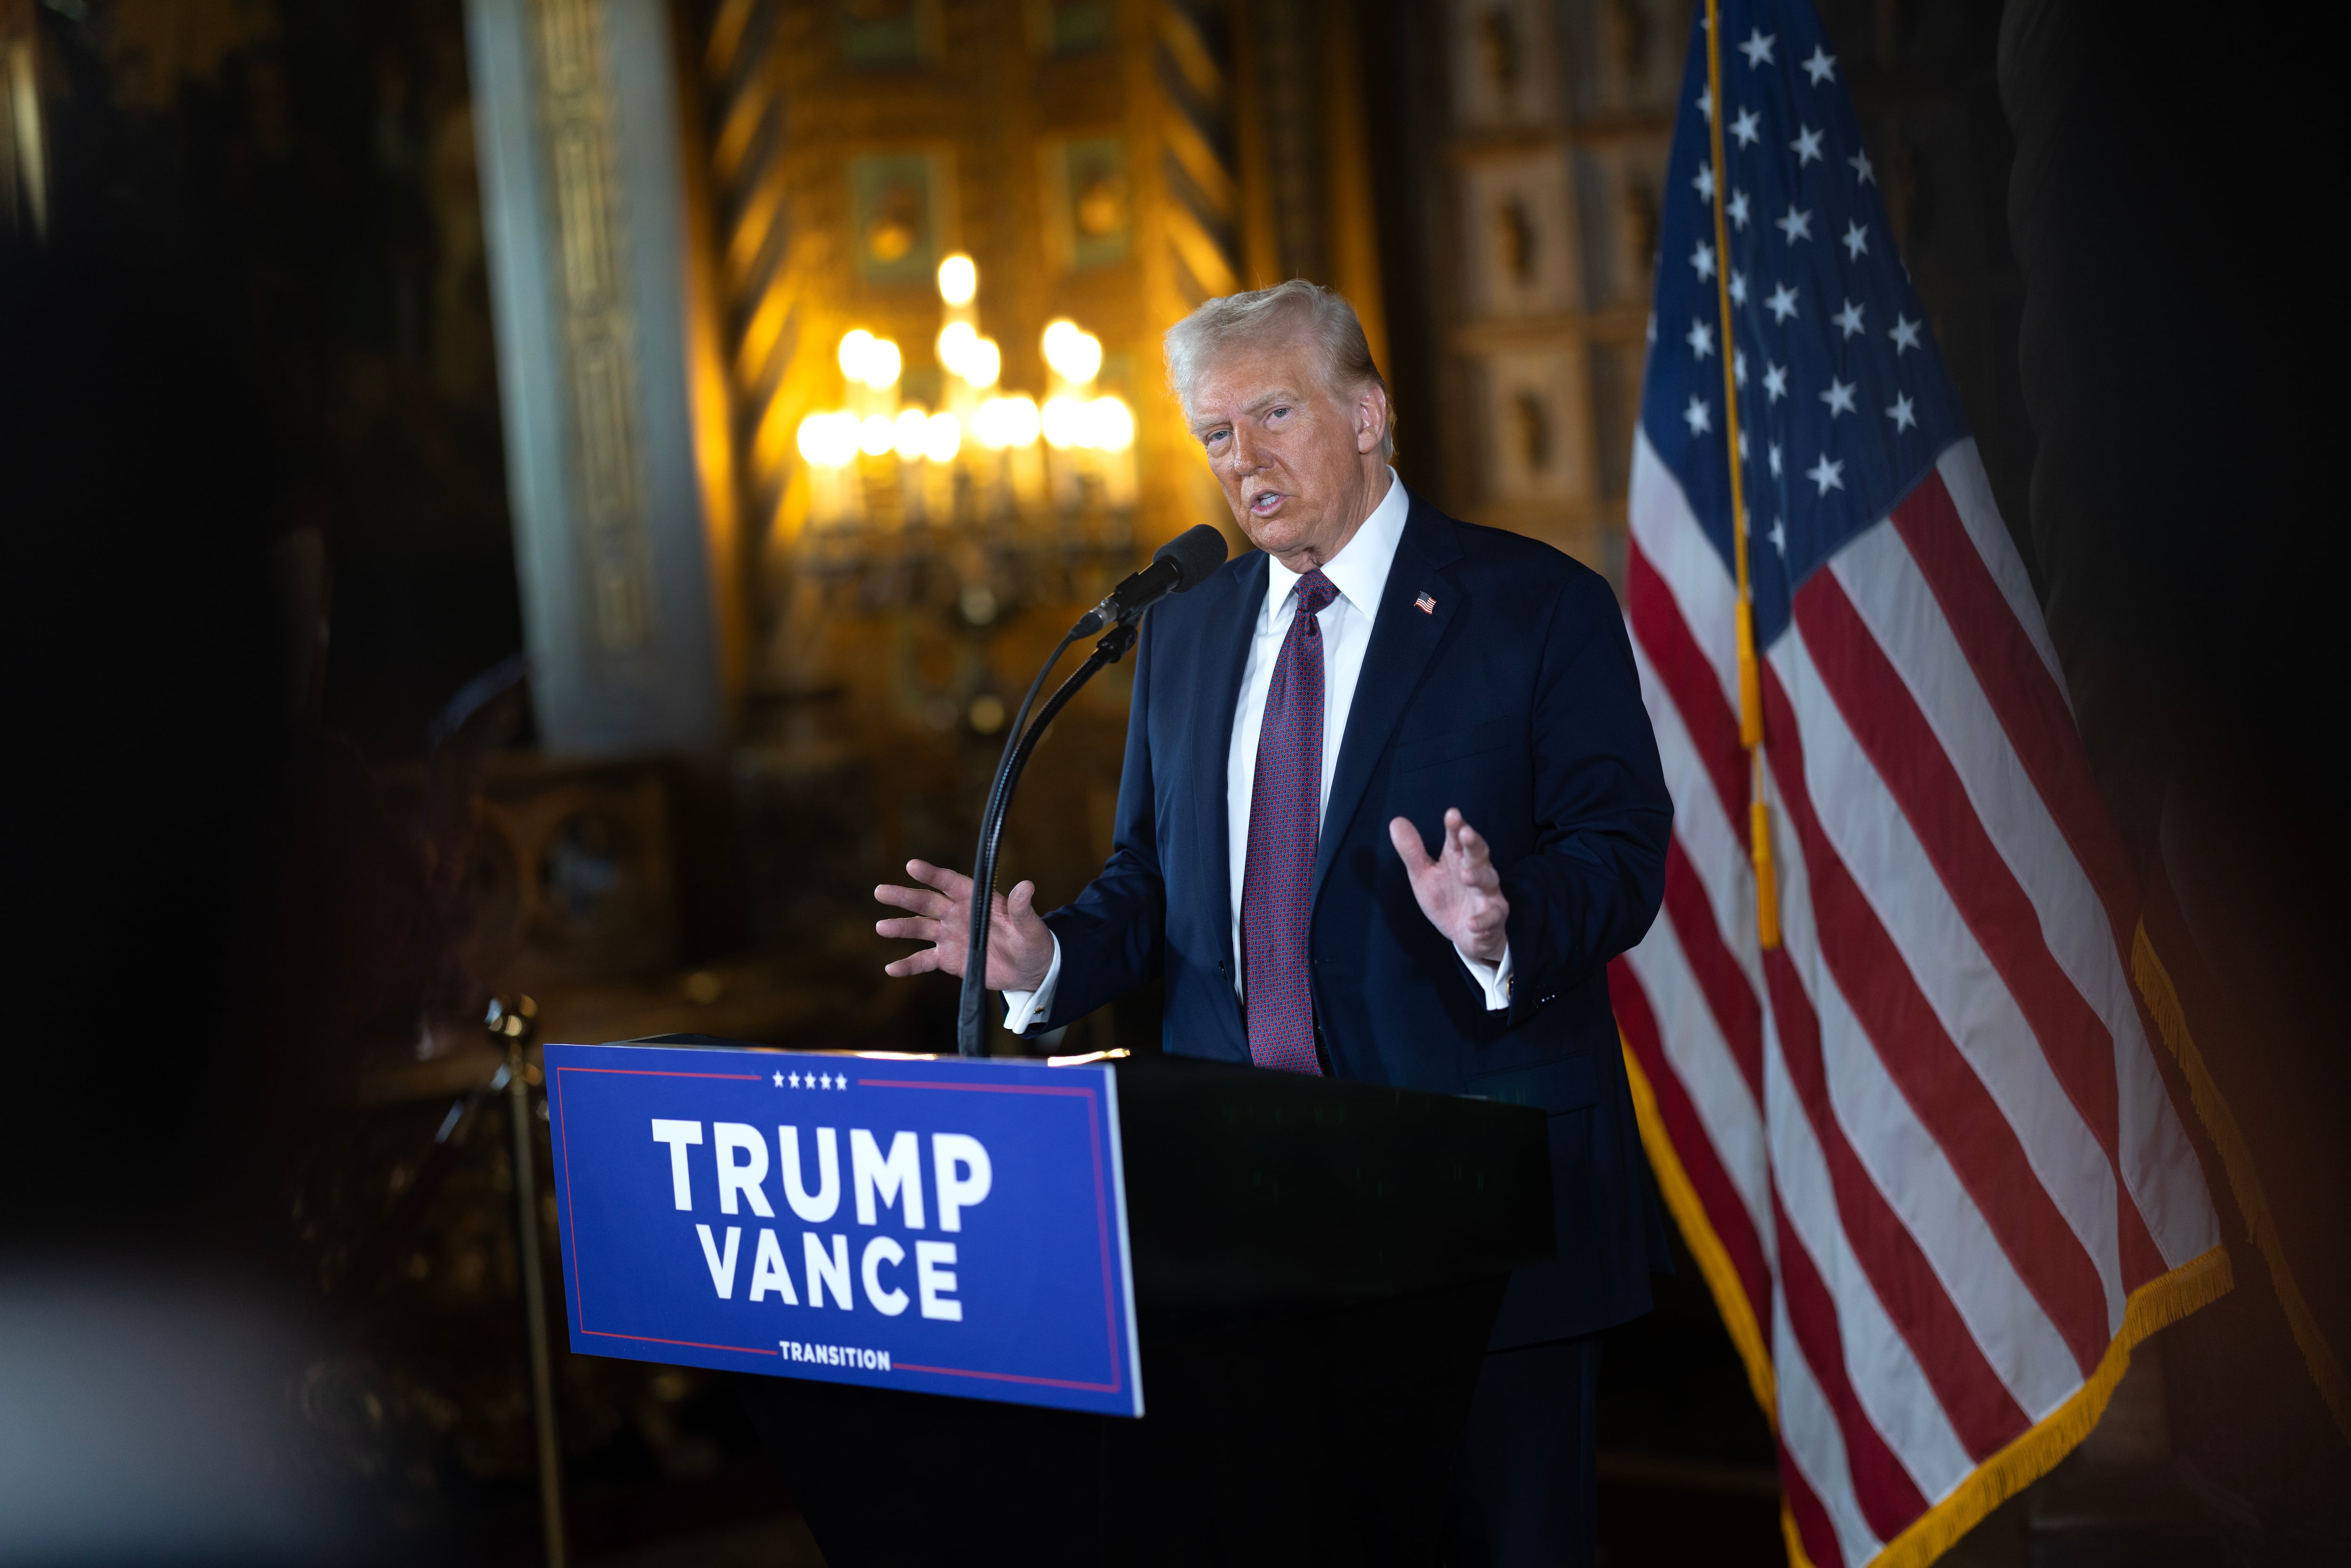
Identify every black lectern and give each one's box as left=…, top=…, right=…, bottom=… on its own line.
left=729, top=1049, right=1553, bottom=1567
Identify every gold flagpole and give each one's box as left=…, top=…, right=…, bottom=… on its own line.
left=1703, top=0, right=1780, bottom=950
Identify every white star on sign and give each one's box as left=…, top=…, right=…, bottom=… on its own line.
left=1769, top=517, right=1788, bottom=554
left=1731, top=107, right=1762, bottom=148
left=1694, top=163, right=1716, bottom=201
left=1729, top=270, right=1748, bottom=305
left=1842, top=221, right=1868, bottom=260
left=1886, top=392, right=1917, bottom=431
left=1764, top=362, right=1789, bottom=402
left=1696, top=85, right=1712, bottom=121
left=1728, top=189, right=1751, bottom=229
left=1766, top=283, right=1799, bottom=323
left=1776, top=206, right=1813, bottom=244
left=1768, top=441, right=1784, bottom=475
left=789, top=1071, right=804, bottom=1088
left=1889, top=314, right=1923, bottom=353
left=1686, top=317, right=1715, bottom=358
left=773, top=1070, right=786, bottom=1086
left=1734, top=347, right=1748, bottom=386
left=1691, top=240, right=1716, bottom=280
left=1834, top=299, right=1866, bottom=339
left=1803, top=46, right=1837, bottom=85
left=1683, top=394, right=1712, bottom=435
left=1738, top=28, right=1776, bottom=67
left=1808, top=453, right=1846, bottom=495
left=1738, top=428, right=1750, bottom=459
left=1849, top=148, right=1876, bottom=185
left=1820, top=377, right=1857, bottom=417
left=1791, top=126, right=1825, bottom=165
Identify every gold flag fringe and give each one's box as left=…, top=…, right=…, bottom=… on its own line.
left=1622, top=1037, right=2235, bottom=1568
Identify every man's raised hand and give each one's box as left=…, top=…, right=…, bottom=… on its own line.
left=1388, top=809, right=1510, bottom=963
left=874, top=860, right=1056, bottom=993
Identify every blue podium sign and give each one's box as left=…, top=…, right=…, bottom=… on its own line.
left=544, top=1042, right=1144, bottom=1418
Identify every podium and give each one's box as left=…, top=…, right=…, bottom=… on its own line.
left=550, top=1040, right=1552, bottom=1566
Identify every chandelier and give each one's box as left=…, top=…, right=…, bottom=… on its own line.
left=792, top=255, right=1142, bottom=639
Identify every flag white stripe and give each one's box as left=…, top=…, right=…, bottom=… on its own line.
left=2116, top=1025, right=2224, bottom=1269
left=1631, top=637, right=1763, bottom=994
left=1827, top=525, right=2219, bottom=1270
left=1766, top=1021, right=1978, bottom=1501
left=1774, top=1286, right=1884, bottom=1568
left=1623, top=921, right=1774, bottom=1246
left=1630, top=430, right=1743, bottom=713
left=1933, top=441, right=2071, bottom=712
left=1776, top=622, right=2129, bottom=1332
left=1763, top=763, right=2087, bottom=1418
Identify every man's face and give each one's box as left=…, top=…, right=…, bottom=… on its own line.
left=1186, top=331, right=1389, bottom=570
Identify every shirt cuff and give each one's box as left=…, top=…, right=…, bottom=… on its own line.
left=1001, top=934, right=1063, bottom=1034
left=1456, top=940, right=1513, bottom=1012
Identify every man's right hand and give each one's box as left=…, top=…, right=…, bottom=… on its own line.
left=874, top=860, right=1056, bottom=993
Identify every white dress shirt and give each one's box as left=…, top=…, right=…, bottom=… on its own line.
left=1005, top=471, right=1511, bottom=1032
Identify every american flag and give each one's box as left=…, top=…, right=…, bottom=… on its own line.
left=1611, top=3, right=2230, bottom=1564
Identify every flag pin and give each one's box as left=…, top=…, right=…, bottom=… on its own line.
left=1414, top=591, right=1436, bottom=614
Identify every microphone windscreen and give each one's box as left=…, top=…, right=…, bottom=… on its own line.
left=1152, top=523, right=1230, bottom=591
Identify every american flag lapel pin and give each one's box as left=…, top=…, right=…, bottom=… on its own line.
left=1414, top=591, right=1436, bottom=614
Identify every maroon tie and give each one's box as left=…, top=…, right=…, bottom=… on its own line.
left=1243, top=569, right=1337, bottom=1075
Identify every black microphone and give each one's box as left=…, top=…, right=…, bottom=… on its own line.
left=1081, top=523, right=1229, bottom=631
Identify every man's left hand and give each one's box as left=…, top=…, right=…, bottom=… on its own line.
left=1389, top=808, right=1510, bottom=963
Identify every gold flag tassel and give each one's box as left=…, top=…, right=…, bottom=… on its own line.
left=1704, top=0, right=1781, bottom=951
left=1751, top=755, right=1781, bottom=950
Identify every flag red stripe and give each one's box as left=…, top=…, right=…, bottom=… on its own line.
left=1627, top=538, right=1749, bottom=824
left=1889, top=476, right=2140, bottom=949
left=1793, top=569, right=2170, bottom=1294
left=1780, top=1435, right=1848, bottom=1568
left=1760, top=658, right=2113, bottom=1378
left=1661, top=838, right=1766, bottom=1105
left=1611, top=960, right=1775, bottom=1331
left=1760, top=943, right=2034, bottom=1458
left=1774, top=1194, right=1934, bottom=1538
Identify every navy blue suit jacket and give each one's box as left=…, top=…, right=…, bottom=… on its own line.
left=1028, top=494, right=1674, bottom=1344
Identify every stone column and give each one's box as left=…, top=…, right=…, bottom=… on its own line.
left=467, top=0, right=730, bottom=756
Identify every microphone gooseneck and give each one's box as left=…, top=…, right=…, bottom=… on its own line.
left=955, top=525, right=1230, bottom=1056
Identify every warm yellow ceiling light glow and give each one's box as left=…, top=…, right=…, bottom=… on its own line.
left=893, top=407, right=931, bottom=461
left=937, top=253, right=977, bottom=307
left=962, top=336, right=1002, bottom=388
left=923, top=411, right=962, bottom=463
left=1040, top=318, right=1103, bottom=383
left=838, top=328, right=875, bottom=381
left=858, top=413, right=897, bottom=457
left=861, top=337, right=902, bottom=389
left=973, top=395, right=1041, bottom=450
left=797, top=411, right=860, bottom=468
left=1090, top=394, right=1136, bottom=452
left=1041, top=394, right=1085, bottom=449
left=937, top=321, right=978, bottom=376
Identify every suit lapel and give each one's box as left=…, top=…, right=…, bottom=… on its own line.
left=1313, top=501, right=1463, bottom=900
left=1193, top=552, right=1267, bottom=991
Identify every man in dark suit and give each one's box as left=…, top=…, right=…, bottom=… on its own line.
left=874, top=281, right=1672, bottom=1566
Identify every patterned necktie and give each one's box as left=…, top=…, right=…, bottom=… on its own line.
left=1243, top=569, right=1338, bottom=1075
